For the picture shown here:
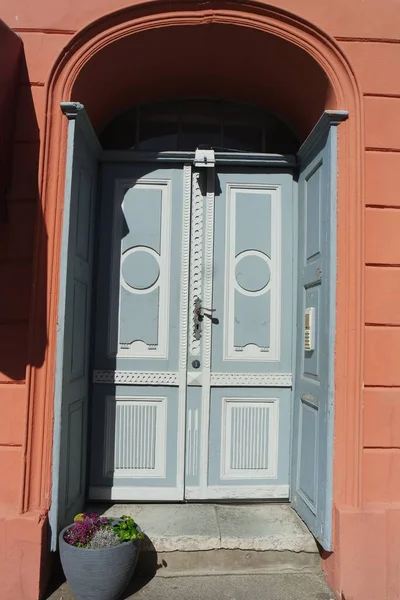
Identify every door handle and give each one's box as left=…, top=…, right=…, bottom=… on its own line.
left=200, top=306, right=216, bottom=314
left=193, top=297, right=216, bottom=340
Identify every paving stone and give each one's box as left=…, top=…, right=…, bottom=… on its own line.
left=215, top=504, right=317, bottom=552
left=45, top=573, right=335, bottom=600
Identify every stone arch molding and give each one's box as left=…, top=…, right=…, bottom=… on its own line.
left=25, top=0, right=364, bottom=516
left=45, top=1, right=364, bottom=112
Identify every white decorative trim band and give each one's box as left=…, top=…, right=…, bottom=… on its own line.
left=93, top=370, right=178, bottom=385
left=210, top=373, right=292, bottom=387
left=94, top=371, right=292, bottom=386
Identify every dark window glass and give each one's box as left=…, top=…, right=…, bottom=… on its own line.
left=100, top=110, right=137, bottom=150
left=138, top=102, right=179, bottom=150
left=100, top=99, right=299, bottom=153
left=222, top=101, right=264, bottom=152
left=180, top=100, right=222, bottom=150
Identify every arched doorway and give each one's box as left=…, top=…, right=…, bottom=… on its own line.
left=36, top=3, right=363, bottom=568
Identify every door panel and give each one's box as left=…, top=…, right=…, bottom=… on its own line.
left=292, top=148, right=329, bottom=539
left=186, top=168, right=294, bottom=500
left=89, top=385, right=181, bottom=500
left=291, top=111, right=348, bottom=550
left=206, top=387, right=291, bottom=499
left=50, top=104, right=100, bottom=549
left=90, top=163, right=192, bottom=501
left=93, top=164, right=186, bottom=372
left=213, top=170, right=293, bottom=374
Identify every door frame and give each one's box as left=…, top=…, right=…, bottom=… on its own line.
left=88, top=150, right=299, bottom=503
left=50, top=110, right=342, bottom=548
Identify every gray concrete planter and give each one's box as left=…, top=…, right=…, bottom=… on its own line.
left=59, top=525, right=141, bottom=600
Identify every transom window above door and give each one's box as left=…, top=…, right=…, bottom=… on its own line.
left=100, top=99, right=300, bottom=154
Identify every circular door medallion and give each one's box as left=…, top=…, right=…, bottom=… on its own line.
left=121, top=247, right=160, bottom=293
left=235, top=250, right=271, bottom=294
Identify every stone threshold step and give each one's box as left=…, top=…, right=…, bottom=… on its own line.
left=86, top=503, right=318, bottom=554
left=136, top=548, right=322, bottom=578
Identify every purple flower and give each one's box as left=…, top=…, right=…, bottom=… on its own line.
left=64, top=513, right=112, bottom=547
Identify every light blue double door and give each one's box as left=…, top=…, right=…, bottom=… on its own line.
left=89, top=162, right=294, bottom=501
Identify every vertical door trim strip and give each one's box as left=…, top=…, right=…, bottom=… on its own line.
left=188, top=171, right=203, bottom=357
left=177, top=164, right=192, bottom=496
left=198, top=168, right=215, bottom=497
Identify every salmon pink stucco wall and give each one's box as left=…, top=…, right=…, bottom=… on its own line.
left=0, top=1, right=399, bottom=599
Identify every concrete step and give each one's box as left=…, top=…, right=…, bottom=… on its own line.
left=86, top=503, right=320, bottom=577
left=47, top=573, right=335, bottom=600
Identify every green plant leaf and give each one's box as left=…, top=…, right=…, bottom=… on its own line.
left=74, top=513, right=84, bottom=522
left=112, top=515, right=143, bottom=543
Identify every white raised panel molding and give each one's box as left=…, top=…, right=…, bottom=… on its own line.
left=104, top=395, right=167, bottom=478
left=93, top=370, right=178, bottom=385
left=210, top=373, right=292, bottom=387
left=89, top=486, right=183, bottom=501
left=186, top=408, right=200, bottom=477
left=223, top=185, right=282, bottom=362
left=188, top=171, right=203, bottom=357
left=185, top=485, right=289, bottom=500
left=108, top=178, right=172, bottom=359
left=220, top=397, right=279, bottom=480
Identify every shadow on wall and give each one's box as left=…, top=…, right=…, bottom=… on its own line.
left=0, top=39, right=47, bottom=381
left=72, top=22, right=334, bottom=140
